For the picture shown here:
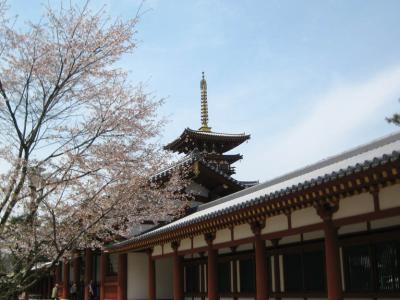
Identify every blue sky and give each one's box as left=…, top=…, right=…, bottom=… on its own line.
left=9, top=0, right=400, bottom=182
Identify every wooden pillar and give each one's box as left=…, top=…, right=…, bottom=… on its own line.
left=117, top=253, right=127, bottom=300
left=147, top=250, right=156, bottom=300
left=84, top=249, right=93, bottom=300
left=251, top=221, right=268, bottom=300
left=100, top=252, right=107, bottom=300
left=172, top=241, right=183, bottom=300
left=205, top=233, right=217, bottom=300
left=55, top=264, right=61, bottom=298
left=272, top=239, right=281, bottom=300
left=62, top=260, right=70, bottom=299
left=317, top=204, right=343, bottom=300
left=73, top=251, right=80, bottom=285
left=55, top=264, right=61, bottom=284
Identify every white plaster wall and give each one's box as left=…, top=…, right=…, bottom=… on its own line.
left=236, top=261, right=240, bottom=292
left=291, top=207, right=321, bottom=228
left=193, top=234, right=207, bottom=248
left=127, top=253, right=148, bottom=300
left=338, top=222, right=368, bottom=235
left=370, top=215, right=400, bottom=229
left=152, top=245, right=162, bottom=256
left=279, top=255, right=284, bottom=292
left=215, top=228, right=231, bottom=244
left=379, top=184, right=400, bottom=209
left=270, top=256, right=275, bottom=292
left=164, top=243, right=173, bottom=255
left=303, top=230, right=324, bottom=241
left=179, top=238, right=191, bottom=251
left=230, top=261, right=234, bottom=292
left=280, top=234, right=301, bottom=245
left=262, top=215, right=288, bottom=234
left=218, top=248, right=232, bottom=254
left=340, top=247, right=345, bottom=291
left=236, top=243, right=253, bottom=252
left=237, top=298, right=254, bottom=300
left=333, top=193, right=374, bottom=219
left=156, top=257, right=173, bottom=299
left=234, top=223, right=253, bottom=240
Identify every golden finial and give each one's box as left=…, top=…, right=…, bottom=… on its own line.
left=199, top=72, right=211, bottom=132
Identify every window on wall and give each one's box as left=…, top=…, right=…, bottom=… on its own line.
left=217, top=261, right=231, bottom=293
left=376, top=242, right=400, bottom=291
left=283, top=253, right=302, bottom=292
left=303, top=251, right=325, bottom=291
left=185, top=264, right=200, bottom=293
left=344, top=242, right=400, bottom=293
left=283, top=250, right=325, bottom=292
left=239, top=258, right=255, bottom=293
left=106, top=254, right=118, bottom=276
left=344, top=245, right=372, bottom=292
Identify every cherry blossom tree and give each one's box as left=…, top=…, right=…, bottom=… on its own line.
left=0, top=1, right=189, bottom=298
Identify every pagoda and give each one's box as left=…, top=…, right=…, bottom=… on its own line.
left=160, top=72, right=256, bottom=203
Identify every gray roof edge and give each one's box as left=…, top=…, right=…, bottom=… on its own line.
left=197, top=130, right=400, bottom=211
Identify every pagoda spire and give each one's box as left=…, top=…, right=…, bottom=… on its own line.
left=199, top=72, right=211, bottom=132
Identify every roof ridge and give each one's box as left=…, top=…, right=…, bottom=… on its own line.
left=186, top=127, right=249, bottom=136
left=197, top=130, right=400, bottom=211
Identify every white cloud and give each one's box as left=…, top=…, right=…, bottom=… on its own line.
left=238, top=65, right=400, bottom=181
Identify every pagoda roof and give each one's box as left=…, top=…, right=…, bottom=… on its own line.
left=151, top=150, right=246, bottom=191
left=164, top=128, right=250, bottom=154
left=107, top=131, right=400, bottom=252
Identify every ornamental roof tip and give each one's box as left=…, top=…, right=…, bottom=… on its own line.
left=107, top=131, right=400, bottom=252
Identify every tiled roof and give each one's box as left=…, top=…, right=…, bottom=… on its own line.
left=164, top=128, right=250, bottom=153
left=108, top=131, right=400, bottom=251
left=186, top=128, right=250, bottom=138
left=151, top=150, right=246, bottom=189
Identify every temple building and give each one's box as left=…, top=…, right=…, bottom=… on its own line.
left=32, top=74, right=400, bottom=300
left=153, top=72, right=256, bottom=205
